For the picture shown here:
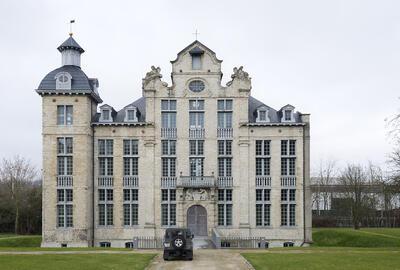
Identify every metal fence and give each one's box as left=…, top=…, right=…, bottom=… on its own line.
left=211, top=228, right=267, bottom=249
left=132, top=236, right=163, bottom=249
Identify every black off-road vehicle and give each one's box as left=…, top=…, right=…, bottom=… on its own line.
left=163, top=228, right=193, bottom=261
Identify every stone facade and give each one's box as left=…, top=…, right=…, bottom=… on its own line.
left=37, top=36, right=312, bottom=248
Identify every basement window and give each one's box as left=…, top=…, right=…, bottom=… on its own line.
left=100, top=242, right=111, bottom=247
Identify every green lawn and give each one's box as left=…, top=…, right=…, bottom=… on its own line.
left=244, top=228, right=400, bottom=270
left=0, top=235, right=41, bottom=247
left=243, top=248, right=400, bottom=270
left=0, top=253, right=155, bottom=270
left=313, top=228, right=400, bottom=247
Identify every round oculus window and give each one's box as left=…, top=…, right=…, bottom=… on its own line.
left=58, top=75, right=69, bottom=83
left=188, top=80, right=205, bottom=92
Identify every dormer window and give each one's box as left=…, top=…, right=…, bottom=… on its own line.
left=281, top=105, right=295, bottom=123
left=99, top=105, right=113, bottom=122
left=189, top=46, right=204, bottom=70
left=284, top=110, right=292, bottom=121
left=102, top=109, right=110, bottom=121
left=192, top=55, right=201, bottom=70
left=256, top=106, right=270, bottom=123
left=55, top=72, right=72, bottom=90
left=124, top=106, right=138, bottom=122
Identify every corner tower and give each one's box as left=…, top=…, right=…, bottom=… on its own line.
left=36, top=35, right=102, bottom=247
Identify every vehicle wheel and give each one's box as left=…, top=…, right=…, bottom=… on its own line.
left=172, top=236, right=186, bottom=249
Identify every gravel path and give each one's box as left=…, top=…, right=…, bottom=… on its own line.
left=146, top=249, right=253, bottom=270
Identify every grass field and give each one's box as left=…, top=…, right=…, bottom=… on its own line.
left=0, top=253, right=155, bottom=270
left=0, top=235, right=41, bottom=247
left=1, top=228, right=400, bottom=270
left=243, top=248, right=400, bottom=270
left=313, top=228, right=400, bottom=247
left=244, top=228, right=400, bottom=270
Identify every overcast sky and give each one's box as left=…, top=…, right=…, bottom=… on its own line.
left=0, top=0, right=399, bottom=172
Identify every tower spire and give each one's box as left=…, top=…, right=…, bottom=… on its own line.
left=69, top=19, right=75, bottom=37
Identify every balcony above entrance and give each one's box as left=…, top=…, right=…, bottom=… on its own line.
left=177, top=176, right=215, bottom=188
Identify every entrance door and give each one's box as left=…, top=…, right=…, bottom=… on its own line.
left=187, top=205, right=207, bottom=236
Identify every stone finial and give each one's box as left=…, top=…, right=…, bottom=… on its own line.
left=142, top=66, right=163, bottom=88
left=226, top=66, right=251, bottom=86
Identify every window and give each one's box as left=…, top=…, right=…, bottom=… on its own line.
left=99, top=140, right=113, bottom=176
left=281, top=105, right=295, bottom=122
left=218, top=158, right=232, bottom=177
left=256, top=189, right=270, bottom=226
left=162, top=140, right=176, bottom=155
left=102, top=109, right=110, bottom=120
left=188, top=80, right=205, bottom=92
left=284, top=110, right=292, bottom=121
left=189, top=140, right=204, bottom=155
left=218, top=140, right=232, bottom=156
left=162, top=158, right=176, bottom=177
left=217, top=100, right=233, bottom=128
left=256, top=107, right=270, bottom=122
left=57, top=137, right=73, bottom=176
left=123, top=140, right=138, bottom=176
left=281, top=140, right=296, bottom=176
left=162, top=139, right=176, bottom=177
left=255, top=140, right=270, bottom=176
left=124, top=106, right=138, bottom=122
left=218, top=189, right=232, bottom=226
left=125, top=242, right=134, bottom=248
left=190, top=158, right=204, bottom=176
left=98, top=189, right=113, bottom=226
left=283, top=242, right=294, bottom=247
left=57, top=105, right=73, bottom=125
left=100, top=242, right=111, bottom=247
left=161, top=100, right=176, bottom=128
left=192, top=55, right=201, bottom=70
left=57, top=188, right=73, bottom=228
left=259, top=111, right=266, bottom=121
left=127, top=110, right=136, bottom=121
left=55, top=72, right=72, bottom=90
left=161, top=189, right=176, bottom=226
left=281, top=189, right=296, bottom=226
left=189, top=100, right=205, bottom=129
left=218, top=140, right=232, bottom=178
left=123, top=189, right=138, bottom=226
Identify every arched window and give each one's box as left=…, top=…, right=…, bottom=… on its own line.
left=54, top=72, right=72, bottom=90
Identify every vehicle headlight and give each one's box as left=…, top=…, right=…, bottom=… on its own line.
left=164, top=242, right=170, bottom=247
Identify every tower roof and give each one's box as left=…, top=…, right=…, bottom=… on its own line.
left=57, top=36, right=85, bottom=53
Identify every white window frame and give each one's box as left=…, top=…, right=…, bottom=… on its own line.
left=124, top=106, right=138, bottom=122
left=54, top=72, right=72, bottom=90
left=99, top=105, right=113, bottom=123
left=217, top=189, right=233, bottom=227
left=256, top=106, right=270, bottom=123
left=281, top=105, right=295, bottom=123
left=57, top=105, right=73, bottom=126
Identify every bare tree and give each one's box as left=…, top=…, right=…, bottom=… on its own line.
left=318, top=159, right=337, bottom=211
left=388, top=147, right=400, bottom=190
left=0, top=156, right=38, bottom=234
left=339, top=164, right=369, bottom=230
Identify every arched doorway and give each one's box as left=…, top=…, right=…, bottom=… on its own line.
left=187, top=205, right=207, bottom=236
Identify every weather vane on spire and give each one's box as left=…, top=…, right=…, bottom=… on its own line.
left=69, top=19, right=75, bottom=36
left=193, top=29, right=200, bottom=40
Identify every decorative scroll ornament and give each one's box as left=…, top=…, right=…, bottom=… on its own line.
left=185, top=189, right=208, bottom=201
left=226, top=66, right=251, bottom=86
left=142, top=66, right=162, bottom=87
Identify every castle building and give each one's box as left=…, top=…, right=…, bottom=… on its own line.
left=36, top=35, right=312, bottom=248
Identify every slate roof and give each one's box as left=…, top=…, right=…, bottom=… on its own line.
left=57, top=36, right=85, bottom=53
left=171, top=40, right=222, bottom=63
left=92, top=97, right=146, bottom=124
left=248, top=96, right=301, bottom=123
left=36, top=65, right=102, bottom=103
